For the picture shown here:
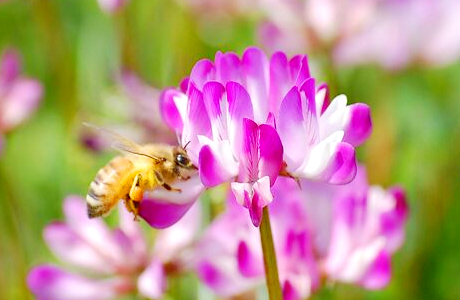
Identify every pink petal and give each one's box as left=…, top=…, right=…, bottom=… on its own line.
left=232, top=177, right=274, bottom=227
left=0, top=48, right=20, bottom=84
left=154, top=201, right=201, bottom=263
left=214, top=51, right=242, bottom=84
left=139, top=200, right=195, bottom=229
left=27, top=265, right=130, bottom=300
left=202, top=81, right=227, bottom=140
left=189, top=59, right=215, bottom=90
left=159, top=88, right=184, bottom=132
left=237, top=241, right=264, bottom=277
left=179, top=77, right=189, bottom=93
left=278, top=87, right=307, bottom=169
left=137, top=259, right=166, bottom=299
left=258, top=124, right=283, bottom=185
left=199, top=142, right=238, bottom=187
left=317, top=84, right=330, bottom=115
left=343, top=103, right=372, bottom=146
left=242, top=47, right=270, bottom=123
left=0, top=79, right=43, bottom=132
left=359, top=251, right=391, bottom=289
left=283, top=280, right=301, bottom=300
left=118, top=204, right=148, bottom=263
left=299, top=78, right=319, bottom=147
left=231, top=182, right=253, bottom=208
left=239, top=118, right=260, bottom=182
left=269, top=52, right=291, bottom=115
left=226, top=81, right=254, bottom=156
left=298, top=139, right=356, bottom=184
left=238, top=119, right=283, bottom=184
left=300, top=78, right=318, bottom=127
left=318, top=94, right=348, bottom=139
left=184, top=83, right=211, bottom=151
left=196, top=260, right=257, bottom=297
left=139, top=176, right=204, bottom=228
left=193, top=203, right=260, bottom=297
left=266, top=112, right=276, bottom=128
left=62, top=196, right=127, bottom=269
left=289, top=55, right=311, bottom=87
left=43, top=223, right=115, bottom=274
left=321, top=142, right=357, bottom=184
left=381, top=186, right=408, bottom=252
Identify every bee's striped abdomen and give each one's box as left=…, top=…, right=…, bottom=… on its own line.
left=86, top=156, right=134, bottom=218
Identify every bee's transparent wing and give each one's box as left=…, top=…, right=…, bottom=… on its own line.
left=83, top=123, right=162, bottom=162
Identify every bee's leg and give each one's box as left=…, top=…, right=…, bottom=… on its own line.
left=154, top=170, right=182, bottom=192
left=129, top=174, right=144, bottom=202
left=128, top=174, right=144, bottom=220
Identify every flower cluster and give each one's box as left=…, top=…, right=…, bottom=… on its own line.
left=28, top=196, right=201, bottom=300
left=194, top=167, right=408, bottom=299
left=28, top=47, right=407, bottom=300
left=258, top=0, right=460, bottom=69
left=160, top=47, right=371, bottom=226
left=0, top=48, right=43, bottom=155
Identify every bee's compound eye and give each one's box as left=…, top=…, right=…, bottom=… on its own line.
left=175, top=154, right=190, bottom=167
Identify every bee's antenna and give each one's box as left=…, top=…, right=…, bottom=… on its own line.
left=183, top=141, right=191, bottom=150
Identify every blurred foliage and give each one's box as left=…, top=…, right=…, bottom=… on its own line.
left=0, top=0, right=460, bottom=299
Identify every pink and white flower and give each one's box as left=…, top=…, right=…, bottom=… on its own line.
left=193, top=167, right=407, bottom=299
left=160, top=47, right=371, bottom=226
left=28, top=196, right=201, bottom=300
left=302, top=167, right=408, bottom=289
left=0, top=48, right=43, bottom=154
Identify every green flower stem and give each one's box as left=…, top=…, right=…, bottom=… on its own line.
left=259, top=206, right=283, bottom=300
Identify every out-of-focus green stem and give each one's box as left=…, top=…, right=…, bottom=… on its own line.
left=259, top=206, right=282, bottom=300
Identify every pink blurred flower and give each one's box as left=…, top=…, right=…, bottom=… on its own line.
left=302, top=167, right=408, bottom=289
left=160, top=47, right=371, bottom=226
left=80, top=72, right=176, bottom=153
left=28, top=196, right=201, bottom=300
left=119, top=72, right=176, bottom=144
left=259, top=0, right=460, bottom=69
left=97, top=0, right=129, bottom=13
left=334, top=0, right=460, bottom=68
left=193, top=167, right=407, bottom=299
left=0, top=48, right=43, bottom=153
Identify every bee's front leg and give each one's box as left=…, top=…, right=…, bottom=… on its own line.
left=154, top=170, right=182, bottom=193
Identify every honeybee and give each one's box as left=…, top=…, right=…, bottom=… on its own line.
left=85, top=124, right=197, bottom=219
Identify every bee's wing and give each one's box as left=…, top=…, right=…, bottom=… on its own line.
left=83, top=123, right=163, bottom=162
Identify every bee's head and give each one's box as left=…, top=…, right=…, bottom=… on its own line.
left=173, top=147, right=197, bottom=170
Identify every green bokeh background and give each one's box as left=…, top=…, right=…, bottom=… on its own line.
left=1, top=0, right=459, bottom=299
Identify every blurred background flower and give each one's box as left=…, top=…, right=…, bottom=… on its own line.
left=28, top=196, right=201, bottom=300
left=0, top=48, right=43, bottom=155
left=193, top=167, right=407, bottom=300
left=257, top=0, right=460, bottom=69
